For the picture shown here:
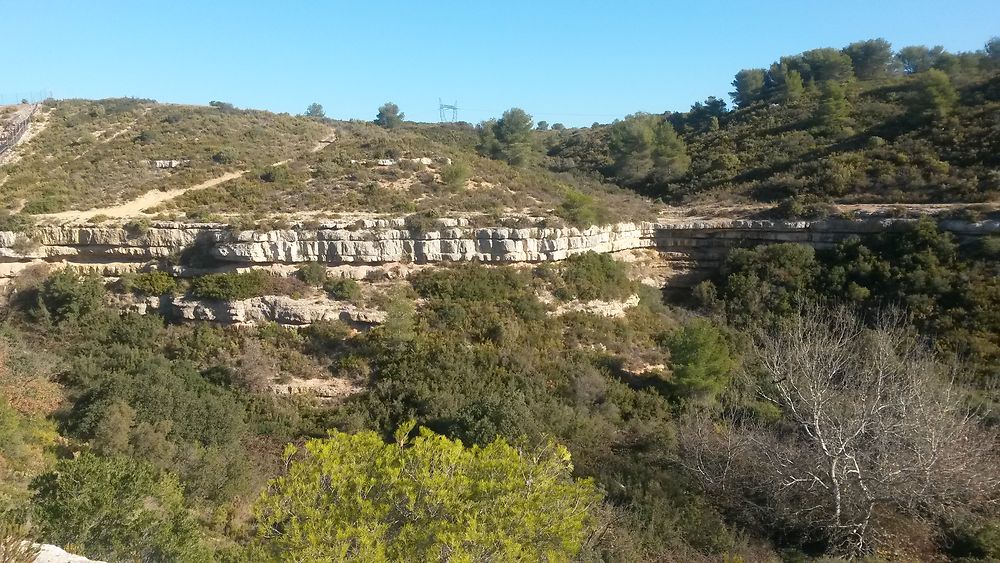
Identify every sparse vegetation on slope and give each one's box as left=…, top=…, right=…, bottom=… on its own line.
left=156, top=119, right=656, bottom=225
left=0, top=98, right=327, bottom=214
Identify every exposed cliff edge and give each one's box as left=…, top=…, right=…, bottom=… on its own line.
left=1, top=216, right=997, bottom=288
left=109, top=293, right=385, bottom=327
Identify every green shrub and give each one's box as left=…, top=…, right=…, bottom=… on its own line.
left=440, top=161, right=471, bottom=189
left=0, top=211, right=35, bottom=233
left=404, top=212, right=441, bottom=234
left=247, top=425, right=601, bottom=561
left=212, top=148, right=238, bottom=164
left=557, top=190, right=611, bottom=227
left=35, top=268, right=106, bottom=324
left=555, top=252, right=634, bottom=301
left=259, top=165, right=290, bottom=183
left=190, top=271, right=308, bottom=300
left=663, top=319, right=735, bottom=402
left=774, top=195, right=837, bottom=219
left=135, top=130, right=156, bottom=144
left=191, top=271, right=268, bottom=300
left=30, top=454, right=209, bottom=562
left=297, top=263, right=328, bottom=286
left=323, top=278, right=361, bottom=301
left=123, top=271, right=178, bottom=296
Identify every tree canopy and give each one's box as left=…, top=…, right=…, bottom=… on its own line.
left=375, top=102, right=404, bottom=129
left=30, top=454, right=207, bottom=562
left=249, top=424, right=602, bottom=561
left=304, top=102, right=325, bottom=118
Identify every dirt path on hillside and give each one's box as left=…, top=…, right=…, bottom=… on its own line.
left=40, top=170, right=249, bottom=223
left=36, top=127, right=337, bottom=225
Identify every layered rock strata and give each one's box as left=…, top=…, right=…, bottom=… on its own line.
left=1, top=217, right=996, bottom=287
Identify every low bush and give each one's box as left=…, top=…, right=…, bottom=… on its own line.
left=190, top=271, right=309, bottom=300
left=212, top=148, right=238, bottom=164
left=403, top=212, right=441, bottom=234
left=323, top=278, right=361, bottom=301
left=440, top=161, right=471, bottom=189
left=773, top=195, right=837, bottom=219
left=260, top=165, right=290, bottom=183
left=35, top=268, right=106, bottom=324
left=554, top=252, right=634, bottom=301
left=0, top=211, right=35, bottom=232
left=296, top=263, right=328, bottom=286
left=557, top=190, right=611, bottom=227
left=122, top=271, right=178, bottom=296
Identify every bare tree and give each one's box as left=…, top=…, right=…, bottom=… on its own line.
left=680, top=305, right=999, bottom=555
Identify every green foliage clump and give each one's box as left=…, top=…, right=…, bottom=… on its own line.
left=0, top=211, right=35, bottom=233
left=35, top=268, right=106, bottom=324
left=908, top=68, right=959, bottom=120
left=705, top=219, right=999, bottom=382
left=477, top=108, right=535, bottom=166
left=211, top=147, right=237, bottom=164
left=714, top=243, right=820, bottom=326
left=191, top=271, right=267, bottom=300
left=608, top=113, right=690, bottom=184
left=816, top=80, right=853, bottom=135
left=557, top=189, right=611, bottom=227
left=190, top=271, right=308, bottom=300
left=248, top=424, right=602, bottom=561
left=296, top=262, right=328, bottom=286
left=663, top=319, right=735, bottom=402
left=730, top=68, right=766, bottom=108
left=439, top=160, right=471, bottom=189
left=323, top=277, right=361, bottom=301
left=553, top=252, right=634, bottom=301
left=402, top=212, right=441, bottom=234
left=843, top=38, right=896, bottom=80
left=773, top=194, right=837, bottom=219
left=259, top=164, right=290, bottom=183
left=122, top=271, right=178, bottom=296
left=304, top=102, right=325, bottom=119
left=30, top=453, right=208, bottom=562
left=375, top=102, right=404, bottom=129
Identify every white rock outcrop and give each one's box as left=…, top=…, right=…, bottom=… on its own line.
left=110, top=294, right=385, bottom=327
left=1, top=217, right=996, bottom=288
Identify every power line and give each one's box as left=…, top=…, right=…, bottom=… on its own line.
left=438, top=98, right=459, bottom=122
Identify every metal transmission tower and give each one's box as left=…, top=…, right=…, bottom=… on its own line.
left=438, top=98, right=458, bottom=122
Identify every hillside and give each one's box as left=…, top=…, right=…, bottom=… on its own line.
left=0, top=99, right=328, bottom=214
left=3, top=47, right=999, bottom=230
left=1, top=37, right=999, bottom=563
left=548, top=43, right=1000, bottom=214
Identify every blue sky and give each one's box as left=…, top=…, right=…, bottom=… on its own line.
left=4, top=1, right=997, bottom=126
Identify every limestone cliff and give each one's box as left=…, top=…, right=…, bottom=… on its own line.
left=1, top=216, right=996, bottom=287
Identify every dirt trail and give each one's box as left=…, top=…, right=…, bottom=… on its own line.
left=40, top=170, right=249, bottom=223
left=37, top=127, right=337, bottom=225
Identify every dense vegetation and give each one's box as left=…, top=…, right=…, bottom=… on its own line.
left=3, top=218, right=997, bottom=560
left=0, top=36, right=998, bottom=563
left=546, top=38, right=1000, bottom=210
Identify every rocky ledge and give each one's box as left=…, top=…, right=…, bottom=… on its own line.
left=0, top=216, right=996, bottom=286
left=110, top=294, right=385, bottom=327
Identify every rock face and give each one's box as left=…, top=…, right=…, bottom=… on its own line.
left=1, top=217, right=996, bottom=287
left=33, top=544, right=102, bottom=563
left=111, top=294, right=385, bottom=327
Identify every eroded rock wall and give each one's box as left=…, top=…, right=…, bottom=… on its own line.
left=1, top=217, right=996, bottom=286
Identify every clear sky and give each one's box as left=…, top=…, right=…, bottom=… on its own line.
left=4, top=1, right=998, bottom=126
